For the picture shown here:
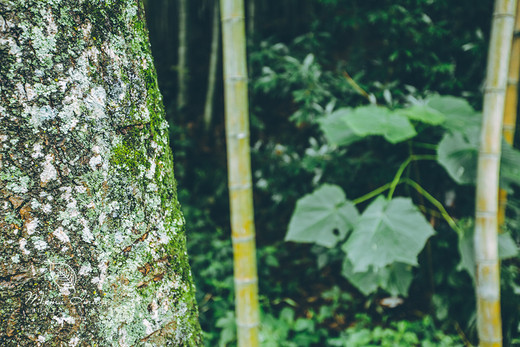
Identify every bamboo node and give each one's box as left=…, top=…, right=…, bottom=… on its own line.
left=507, top=77, right=519, bottom=84
left=227, top=131, right=248, bottom=139
left=475, top=209, right=498, bottom=216
left=229, top=183, right=252, bottom=190
left=492, top=12, right=515, bottom=19
left=225, top=75, right=248, bottom=81
left=232, top=234, right=255, bottom=243
left=234, top=278, right=259, bottom=285
left=221, top=15, right=245, bottom=23
left=484, top=87, right=507, bottom=93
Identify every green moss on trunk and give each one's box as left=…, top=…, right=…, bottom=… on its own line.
left=0, top=0, right=202, bottom=345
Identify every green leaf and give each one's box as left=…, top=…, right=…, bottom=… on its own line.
left=318, top=108, right=362, bottom=146
left=436, top=129, right=478, bottom=185
left=343, top=105, right=417, bottom=143
left=397, top=104, right=446, bottom=125
left=500, top=141, right=520, bottom=191
left=426, top=95, right=480, bottom=132
left=437, top=129, right=520, bottom=188
left=342, top=258, right=413, bottom=297
left=342, top=196, right=435, bottom=272
left=458, top=222, right=518, bottom=281
left=285, top=184, right=359, bottom=248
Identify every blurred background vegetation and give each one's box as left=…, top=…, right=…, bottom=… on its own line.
left=143, top=0, right=520, bottom=345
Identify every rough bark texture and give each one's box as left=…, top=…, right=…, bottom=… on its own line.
left=0, top=0, right=202, bottom=346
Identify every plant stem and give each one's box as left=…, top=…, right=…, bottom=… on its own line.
left=387, top=154, right=436, bottom=199
left=402, top=178, right=463, bottom=237
left=352, top=183, right=392, bottom=205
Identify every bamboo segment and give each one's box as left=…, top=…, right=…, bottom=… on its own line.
left=498, top=0, right=520, bottom=228
left=220, top=0, right=260, bottom=346
left=475, top=1, right=517, bottom=346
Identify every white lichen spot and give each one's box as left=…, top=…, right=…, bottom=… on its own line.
left=89, top=154, right=102, bottom=171
left=99, top=212, right=106, bottom=226
left=11, top=254, right=20, bottom=263
left=69, top=337, right=80, bottom=347
left=19, top=238, right=30, bottom=255
left=53, top=227, right=70, bottom=244
left=26, top=217, right=38, bottom=235
left=42, top=203, right=52, bottom=213
left=30, top=105, right=57, bottom=128
left=75, top=185, right=87, bottom=194
left=146, top=160, right=156, bottom=180
left=25, top=83, right=36, bottom=101
left=37, top=335, right=46, bottom=343
left=52, top=315, right=75, bottom=327
left=114, top=231, right=124, bottom=244
left=85, top=86, right=107, bottom=120
left=147, top=183, right=158, bottom=192
left=142, top=318, right=154, bottom=335
left=40, top=154, right=57, bottom=184
left=78, top=262, right=92, bottom=276
left=31, top=198, right=41, bottom=210
left=81, top=217, right=94, bottom=243
left=33, top=238, right=48, bottom=251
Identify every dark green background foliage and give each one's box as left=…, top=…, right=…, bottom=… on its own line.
left=144, top=0, right=520, bottom=345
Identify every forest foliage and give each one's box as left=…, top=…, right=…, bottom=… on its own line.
left=143, top=0, right=520, bottom=345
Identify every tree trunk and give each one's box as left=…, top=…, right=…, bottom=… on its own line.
left=203, top=0, right=220, bottom=132
left=475, top=0, right=516, bottom=346
left=177, top=0, right=188, bottom=116
left=220, top=0, right=260, bottom=346
left=0, top=1, right=202, bottom=346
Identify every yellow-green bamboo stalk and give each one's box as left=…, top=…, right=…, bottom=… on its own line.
left=498, top=1, right=520, bottom=228
left=220, top=0, right=260, bottom=346
left=475, top=1, right=516, bottom=346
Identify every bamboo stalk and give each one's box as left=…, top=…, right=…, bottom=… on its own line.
left=203, top=0, right=220, bottom=131
left=498, top=0, right=520, bottom=228
left=177, top=0, right=188, bottom=114
left=220, top=0, right=260, bottom=346
left=475, top=1, right=516, bottom=346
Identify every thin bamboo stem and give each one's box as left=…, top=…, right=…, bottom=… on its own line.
left=498, top=0, right=520, bottom=228
left=475, top=1, right=516, bottom=346
left=220, top=0, right=260, bottom=346
left=177, top=0, right=188, bottom=114
left=203, top=0, right=220, bottom=131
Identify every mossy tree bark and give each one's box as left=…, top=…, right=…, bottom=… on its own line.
left=0, top=1, right=202, bottom=346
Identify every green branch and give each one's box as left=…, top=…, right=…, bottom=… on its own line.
left=387, top=154, right=437, bottom=199
left=402, top=178, right=463, bottom=237
left=352, top=183, right=391, bottom=205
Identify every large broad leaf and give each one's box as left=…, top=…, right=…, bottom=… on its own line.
left=285, top=184, right=359, bottom=248
left=397, top=104, right=446, bottom=125
left=342, top=196, right=435, bottom=272
left=437, top=130, right=520, bottom=188
left=342, top=258, right=413, bottom=297
left=318, top=109, right=362, bottom=146
left=436, top=129, right=479, bottom=185
left=458, top=223, right=518, bottom=281
left=343, top=105, right=417, bottom=143
left=426, top=95, right=480, bottom=132
left=500, top=141, right=520, bottom=191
